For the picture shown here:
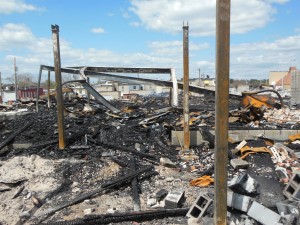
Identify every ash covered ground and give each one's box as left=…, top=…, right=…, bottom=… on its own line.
left=0, top=94, right=299, bottom=225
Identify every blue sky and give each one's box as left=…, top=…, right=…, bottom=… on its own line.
left=0, top=0, right=299, bottom=82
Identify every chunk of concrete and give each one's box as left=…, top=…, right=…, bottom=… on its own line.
left=160, top=157, right=176, bottom=167
left=228, top=173, right=258, bottom=195
left=84, top=208, right=93, bottom=215
left=164, top=188, right=185, bottom=208
left=247, top=201, right=281, bottom=225
left=147, top=194, right=157, bottom=208
left=230, top=158, right=250, bottom=169
left=227, top=190, right=251, bottom=212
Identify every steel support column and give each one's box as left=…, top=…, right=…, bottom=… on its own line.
left=183, top=23, right=190, bottom=151
left=51, top=24, right=66, bottom=149
left=36, top=65, right=43, bottom=112
left=214, top=1, right=231, bottom=225
left=87, top=77, right=91, bottom=105
left=170, top=68, right=178, bottom=107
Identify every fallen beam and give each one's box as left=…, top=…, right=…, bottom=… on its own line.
left=88, top=138, right=158, bottom=161
left=0, top=120, right=33, bottom=156
left=36, top=166, right=155, bottom=222
left=130, top=157, right=141, bottom=211
left=38, top=208, right=189, bottom=225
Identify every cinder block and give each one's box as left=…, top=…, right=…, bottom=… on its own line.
left=227, top=190, right=251, bottom=212
left=283, top=172, right=300, bottom=199
left=247, top=201, right=281, bottom=225
left=186, top=193, right=213, bottom=219
left=164, top=188, right=185, bottom=208
left=230, top=158, right=249, bottom=169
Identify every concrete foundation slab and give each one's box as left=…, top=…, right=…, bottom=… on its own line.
left=171, top=130, right=300, bottom=145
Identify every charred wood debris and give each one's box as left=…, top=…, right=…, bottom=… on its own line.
left=0, top=93, right=300, bottom=225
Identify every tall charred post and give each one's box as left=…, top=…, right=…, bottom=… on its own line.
left=51, top=24, right=66, bottom=149
left=47, top=70, right=51, bottom=108
left=183, top=23, right=190, bottom=151
left=214, top=0, right=231, bottom=225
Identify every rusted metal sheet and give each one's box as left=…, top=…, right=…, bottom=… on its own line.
left=241, top=89, right=284, bottom=109
left=214, top=0, right=231, bottom=224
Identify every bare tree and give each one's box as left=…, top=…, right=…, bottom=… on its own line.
left=17, top=73, right=36, bottom=89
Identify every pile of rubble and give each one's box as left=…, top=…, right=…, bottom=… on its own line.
left=0, top=94, right=299, bottom=225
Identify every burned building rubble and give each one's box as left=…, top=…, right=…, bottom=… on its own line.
left=0, top=92, right=300, bottom=225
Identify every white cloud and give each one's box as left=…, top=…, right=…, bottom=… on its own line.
left=91, top=27, right=105, bottom=34
left=0, top=0, right=40, bottom=14
left=149, top=41, right=209, bottom=55
left=294, top=28, right=300, bottom=33
left=1, top=23, right=299, bottom=81
left=129, top=0, right=289, bottom=36
left=0, top=23, right=36, bottom=50
left=230, top=35, right=300, bottom=78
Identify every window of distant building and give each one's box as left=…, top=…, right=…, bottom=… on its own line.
left=133, top=86, right=137, bottom=89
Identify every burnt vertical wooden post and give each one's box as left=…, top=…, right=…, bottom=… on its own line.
left=214, top=0, right=231, bottom=224
left=51, top=24, right=66, bottom=149
left=183, top=23, right=190, bottom=151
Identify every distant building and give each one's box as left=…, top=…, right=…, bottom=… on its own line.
left=291, top=68, right=300, bottom=105
left=269, top=71, right=287, bottom=87
left=274, top=67, right=297, bottom=91
left=269, top=67, right=298, bottom=91
left=18, top=88, right=44, bottom=99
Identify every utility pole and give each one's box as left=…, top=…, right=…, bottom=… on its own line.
left=214, top=0, right=231, bottom=224
left=199, top=68, right=201, bottom=86
left=51, top=24, right=66, bottom=149
left=183, top=22, right=190, bottom=151
left=14, top=57, right=18, bottom=100
left=0, top=71, right=2, bottom=103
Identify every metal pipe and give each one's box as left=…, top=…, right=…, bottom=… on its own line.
left=183, top=23, right=190, bottom=151
left=36, top=65, right=43, bottom=112
left=51, top=24, right=66, bottom=149
left=87, top=77, right=90, bottom=105
left=170, top=68, right=178, bottom=107
left=47, top=70, right=51, bottom=108
left=214, top=0, right=231, bottom=225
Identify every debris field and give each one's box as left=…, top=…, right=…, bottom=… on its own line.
left=0, top=93, right=300, bottom=225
